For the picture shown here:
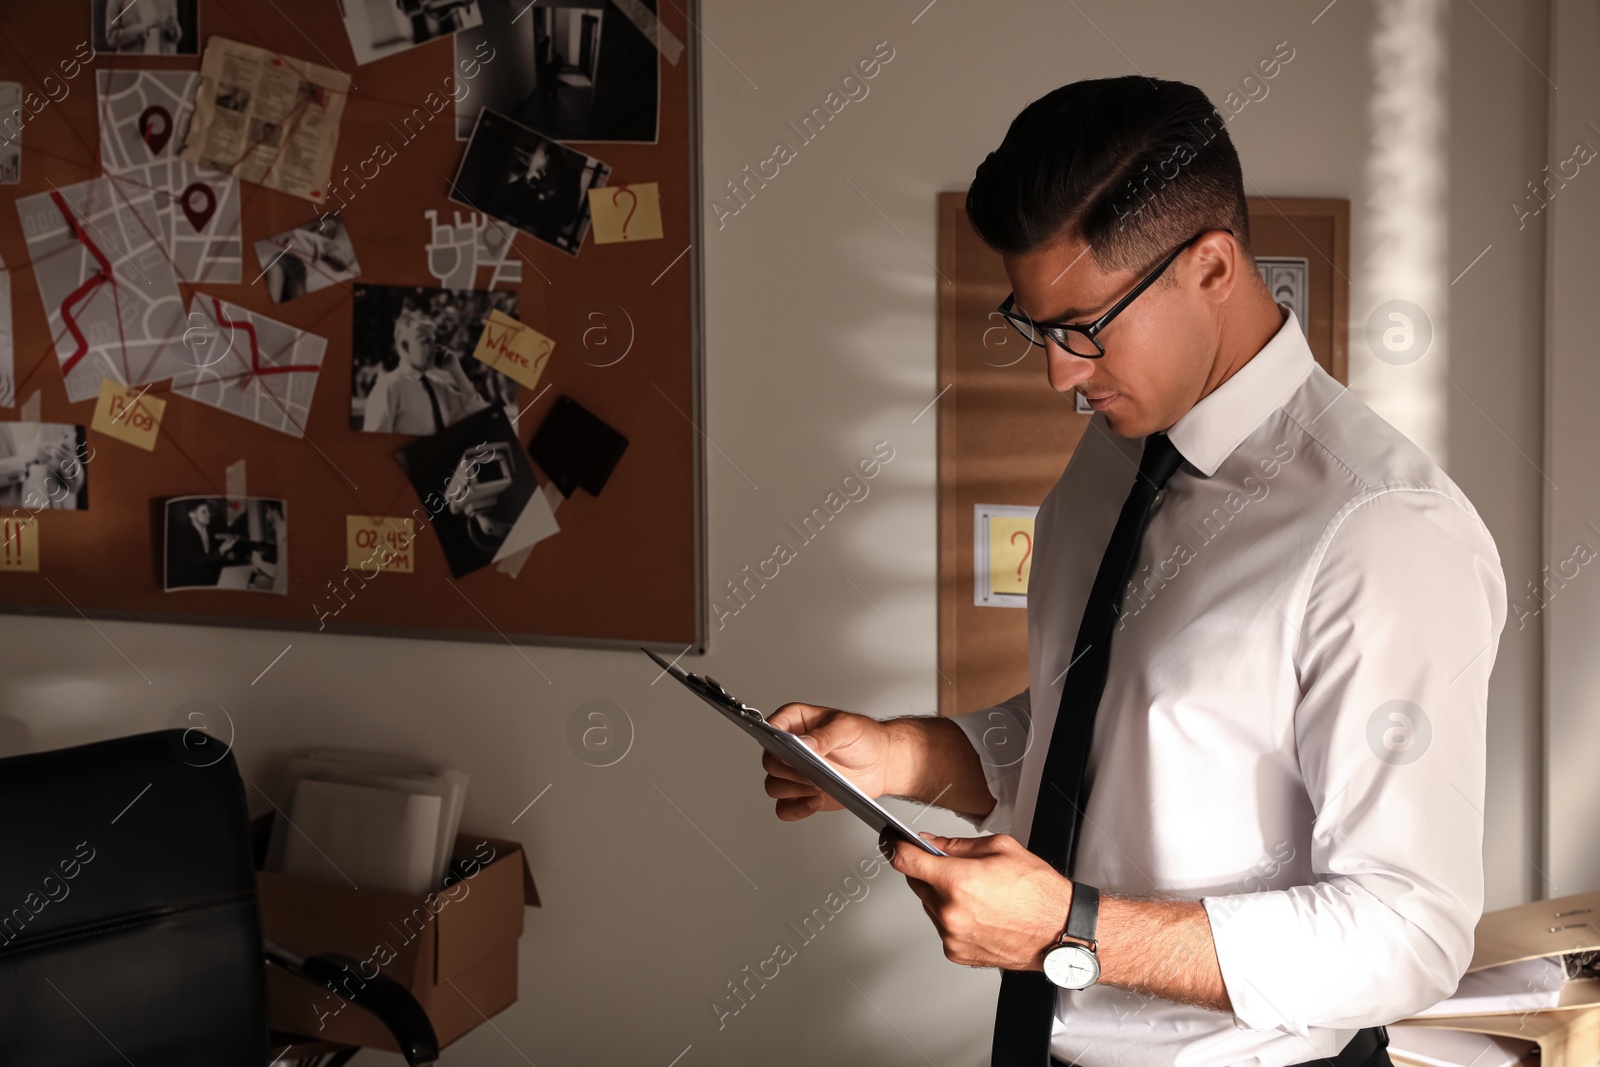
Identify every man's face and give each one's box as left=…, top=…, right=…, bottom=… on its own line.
left=193, top=503, right=211, bottom=525
left=397, top=318, right=437, bottom=371
left=1003, top=231, right=1232, bottom=438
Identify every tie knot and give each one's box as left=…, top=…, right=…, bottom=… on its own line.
left=1138, top=432, right=1184, bottom=491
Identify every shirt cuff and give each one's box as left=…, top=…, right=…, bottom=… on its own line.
left=947, top=707, right=1023, bottom=836
left=1203, top=891, right=1314, bottom=1035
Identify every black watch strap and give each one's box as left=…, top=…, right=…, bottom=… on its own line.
left=1065, top=882, right=1099, bottom=945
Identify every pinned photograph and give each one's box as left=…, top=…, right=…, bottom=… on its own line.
left=255, top=215, right=361, bottom=303
left=163, top=496, right=287, bottom=593
left=450, top=109, right=611, bottom=257
left=0, top=83, right=19, bottom=184
left=338, top=0, right=483, bottom=67
left=351, top=284, right=520, bottom=435
left=454, top=0, right=660, bottom=142
left=92, top=0, right=199, bottom=55
left=398, top=406, right=541, bottom=578
left=0, top=423, right=89, bottom=510
left=1256, top=257, right=1309, bottom=338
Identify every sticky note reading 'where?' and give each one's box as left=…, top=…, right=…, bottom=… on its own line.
left=988, top=515, right=1035, bottom=595
left=0, top=516, right=38, bottom=571
left=472, top=310, right=554, bottom=391
left=588, top=183, right=663, bottom=244
left=91, top=380, right=165, bottom=451
left=347, top=516, right=416, bottom=574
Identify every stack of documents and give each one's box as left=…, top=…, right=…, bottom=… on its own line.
left=265, top=749, right=468, bottom=894
left=1391, top=891, right=1600, bottom=1067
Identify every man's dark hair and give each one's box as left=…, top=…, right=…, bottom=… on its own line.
left=966, top=77, right=1253, bottom=275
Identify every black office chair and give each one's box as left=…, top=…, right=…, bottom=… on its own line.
left=0, top=728, right=439, bottom=1066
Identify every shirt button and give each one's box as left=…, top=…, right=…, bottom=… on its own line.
left=1152, top=490, right=1166, bottom=508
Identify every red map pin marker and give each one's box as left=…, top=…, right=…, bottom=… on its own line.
left=179, top=183, right=216, bottom=232
left=138, top=105, right=173, bottom=155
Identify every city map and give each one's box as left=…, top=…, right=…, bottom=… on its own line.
left=97, top=70, right=242, bottom=284
left=15, top=177, right=189, bottom=403
left=170, top=295, right=327, bottom=437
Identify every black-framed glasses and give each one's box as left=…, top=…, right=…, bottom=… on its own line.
left=996, top=229, right=1226, bottom=358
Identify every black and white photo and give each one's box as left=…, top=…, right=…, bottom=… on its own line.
left=163, top=496, right=287, bottom=593
left=338, top=0, right=483, bottom=67
left=450, top=110, right=611, bottom=256
left=255, top=214, right=361, bottom=304
left=454, top=0, right=660, bottom=142
left=92, top=0, right=199, bottom=56
left=398, top=405, right=539, bottom=578
left=350, top=284, right=520, bottom=434
left=0, top=423, right=88, bottom=511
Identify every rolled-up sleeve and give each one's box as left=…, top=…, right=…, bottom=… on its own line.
left=1202, top=488, right=1507, bottom=1033
left=948, top=688, right=1031, bottom=836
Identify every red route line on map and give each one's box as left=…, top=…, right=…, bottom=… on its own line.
left=47, top=189, right=139, bottom=391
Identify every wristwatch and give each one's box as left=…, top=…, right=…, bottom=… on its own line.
left=1041, top=882, right=1100, bottom=989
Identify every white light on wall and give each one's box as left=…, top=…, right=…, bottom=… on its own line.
left=1352, top=0, right=1450, bottom=467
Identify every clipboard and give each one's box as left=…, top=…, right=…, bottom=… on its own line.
left=642, top=649, right=948, bottom=857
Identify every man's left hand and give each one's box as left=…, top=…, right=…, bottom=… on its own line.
left=887, top=832, right=1074, bottom=971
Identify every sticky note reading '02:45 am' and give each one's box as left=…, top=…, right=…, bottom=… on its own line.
left=587, top=183, right=663, bottom=244
left=91, top=380, right=165, bottom=451
left=346, top=516, right=416, bottom=574
left=0, top=516, right=38, bottom=572
left=472, top=310, right=554, bottom=392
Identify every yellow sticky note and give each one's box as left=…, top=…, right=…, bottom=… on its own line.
left=989, top=516, right=1035, bottom=595
left=0, top=516, right=38, bottom=572
left=472, top=310, right=555, bottom=391
left=91, top=380, right=166, bottom=451
left=347, top=516, right=416, bottom=574
left=588, top=183, right=663, bottom=243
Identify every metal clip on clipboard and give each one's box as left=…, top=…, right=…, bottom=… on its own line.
left=642, top=649, right=948, bottom=857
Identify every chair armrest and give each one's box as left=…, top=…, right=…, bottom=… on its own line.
left=266, top=941, right=439, bottom=1066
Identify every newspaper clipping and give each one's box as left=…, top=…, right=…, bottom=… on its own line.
left=179, top=37, right=348, bottom=204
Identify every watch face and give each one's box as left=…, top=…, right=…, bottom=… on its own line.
left=1043, top=944, right=1100, bottom=989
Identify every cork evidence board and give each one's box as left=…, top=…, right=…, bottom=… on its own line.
left=0, top=0, right=706, bottom=652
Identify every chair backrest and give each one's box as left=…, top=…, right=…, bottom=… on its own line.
left=0, top=728, right=267, bottom=1066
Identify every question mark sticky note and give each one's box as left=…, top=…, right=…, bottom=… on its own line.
left=0, top=515, right=38, bottom=572
left=989, top=515, right=1035, bottom=595
left=588, top=182, right=663, bottom=244
left=91, top=379, right=166, bottom=452
left=472, top=309, right=556, bottom=391
left=346, top=516, right=416, bottom=574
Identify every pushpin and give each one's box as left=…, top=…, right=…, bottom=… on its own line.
left=138, top=105, right=173, bottom=155
left=179, top=183, right=216, bottom=232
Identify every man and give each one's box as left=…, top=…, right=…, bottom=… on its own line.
left=361, top=308, right=487, bottom=435
left=763, top=77, right=1506, bottom=1067
left=167, top=500, right=238, bottom=588
left=105, top=0, right=183, bottom=54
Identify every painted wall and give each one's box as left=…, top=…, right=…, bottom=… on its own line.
left=0, top=1, right=1556, bottom=1063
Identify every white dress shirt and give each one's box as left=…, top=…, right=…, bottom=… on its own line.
left=950, top=305, right=1507, bottom=1067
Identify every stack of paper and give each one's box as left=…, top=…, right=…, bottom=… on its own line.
left=1386, top=1028, right=1533, bottom=1067
left=1413, top=955, right=1568, bottom=1016
left=1391, top=890, right=1600, bottom=1067
left=266, top=749, right=468, bottom=894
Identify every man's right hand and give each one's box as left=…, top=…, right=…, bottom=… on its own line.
left=763, top=703, right=900, bottom=821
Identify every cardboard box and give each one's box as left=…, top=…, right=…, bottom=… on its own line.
left=256, top=823, right=539, bottom=1052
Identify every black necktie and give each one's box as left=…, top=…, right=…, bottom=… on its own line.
left=418, top=374, right=446, bottom=435
left=991, top=431, right=1186, bottom=1067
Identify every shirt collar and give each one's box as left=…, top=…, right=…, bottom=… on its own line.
left=1164, top=303, right=1315, bottom=477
